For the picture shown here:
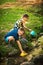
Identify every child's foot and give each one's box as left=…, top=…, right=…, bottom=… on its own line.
left=20, top=52, right=28, bottom=57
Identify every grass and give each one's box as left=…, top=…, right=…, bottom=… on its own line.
left=0, top=8, right=26, bottom=31
left=0, top=6, right=43, bottom=45
left=0, top=0, right=16, bottom=5
left=0, top=1, right=43, bottom=57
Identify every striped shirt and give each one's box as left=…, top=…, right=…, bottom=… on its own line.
left=14, top=19, right=24, bottom=29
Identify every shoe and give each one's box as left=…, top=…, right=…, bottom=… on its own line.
left=20, top=52, right=28, bottom=57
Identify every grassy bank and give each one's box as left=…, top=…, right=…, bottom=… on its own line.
left=0, top=0, right=16, bottom=5
left=0, top=7, right=43, bottom=44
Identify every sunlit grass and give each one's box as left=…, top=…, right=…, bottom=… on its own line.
left=0, top=7, right=43, bottom=44
left=0, top=0, right=16, bottom=5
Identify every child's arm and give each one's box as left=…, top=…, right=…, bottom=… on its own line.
left=16, top=40, right=24, bottom=52
left=23, top=23, right=32, bottom=32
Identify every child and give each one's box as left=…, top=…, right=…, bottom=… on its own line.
left=14, top=14, right=33, bottom=49
left=14, top=14, right=31, bottom=31
left=4, top=28, right=28, bottom=57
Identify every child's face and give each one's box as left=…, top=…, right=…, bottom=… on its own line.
left=23, top=17, right=28, bottom=22
left=18, top=30, right=24, bottom=36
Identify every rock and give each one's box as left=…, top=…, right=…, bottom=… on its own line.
left=38, top=36, right=43, bottom=44
left=25, top=44, right=42, bottom=61
left=8, top=57, right=27, bottom=65
left=20, top=62, right=34, bottom=65
left=0, top=57, right=8, bottom=65
left=26, top=54, right=33, bottom=61
left=32, top=47, right=42, bottom=56
left=38, top=36, right=43, bottom=48
left=33, top=54, right=43, bottom=65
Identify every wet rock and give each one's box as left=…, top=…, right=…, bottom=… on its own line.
left=33, top=54, right=43, bottom=65
left=25, top=44, right=42, bottom=61
left=20, top=62, right=34, bottom=65
left=0, top=57, right=8, bottom=65
left=7, top=57, right=27, bottom=65
left=26, top=54, right=33, bottom=61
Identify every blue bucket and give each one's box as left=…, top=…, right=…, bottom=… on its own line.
left=30, top=31, right=36, bottom=36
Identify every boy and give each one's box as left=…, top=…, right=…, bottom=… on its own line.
left=14, top=14, right=33, bottom=50
left=14, top=14, right=31, bottom=31
left=4, top=28, right=28, bottom=57
left=14, top=14, right=32, bottom=45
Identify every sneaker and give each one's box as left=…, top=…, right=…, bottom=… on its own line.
left=20, top=52, right=28, bottom=57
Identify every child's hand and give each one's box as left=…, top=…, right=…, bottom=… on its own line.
left=28, top=28, right=32, bottom=32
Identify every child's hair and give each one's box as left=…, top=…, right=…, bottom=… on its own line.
left=20, top=28, right=25, bottom=34
left=23, top=14, right=29, bottom=18
left=20, top=28, right=24, bottom=31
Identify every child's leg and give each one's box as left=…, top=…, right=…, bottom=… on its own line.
left=8, top=36, right=15, bottom=42
left=8, top=37, right=24, bottom=52
left=5, top=36, right=15, bottom=46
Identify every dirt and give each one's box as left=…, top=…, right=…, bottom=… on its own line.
left=0, top=2, right=16, bottom=9
left=0, top=1, right=42, bottom=9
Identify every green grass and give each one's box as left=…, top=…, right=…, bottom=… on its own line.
left=0, top=8, right=26, bottom=31
left=0, top=4, right=43, bottom=57
left=0, top=7, right=43, bottom=44
left=0, top=0, right=16, bottom=5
